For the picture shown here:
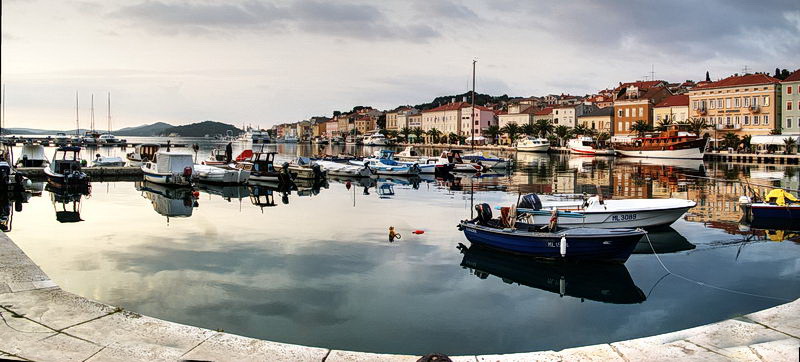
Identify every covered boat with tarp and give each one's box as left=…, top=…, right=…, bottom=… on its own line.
left=740, top=189, right=800, bottom=222
left=16, top=144, right=49, bottom=167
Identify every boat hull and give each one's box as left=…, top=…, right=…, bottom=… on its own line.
left=569, top=146, right=616, bottom=156
left=459, top=222, right=644, bottom=263
left=749, top=204, right=800, bottom=220
left=527, top=205, right=693, bottom=228
left=616, top=147, right=704, bottom=160
left=142, top=170, right=192, bottom=186
left=516, top=144, right=550, bottom=152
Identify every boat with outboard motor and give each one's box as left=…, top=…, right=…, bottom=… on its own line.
left=364, top=150, right=440, bottom=174
left=92, top=154, right=126, bottom=167
left=287, top=157, right=326, bottom=180
left=514, top=193, right=696, bottom=229
left=438, top=150, right=484, bottom=172
left=349, top=151, right=421, bottom=176
left=136, top=181, right=197, bottom=219
left=739, top=189, right=800, bottom=222
left=516, top=137, right=551, bottom=152
left=141, top=151, right=194, bottom=186
left=126, top=143, right=160, bottom=165
left=193, top=163, right=250, bottom=184
left=315, top=160, right=374, bottom=177
left=235, top=150, right=293, bottom=184
left=43, top=146, right=91, bottom=188
left=461, top=151, right=511, bottom=169
left=363, top=132, right=389, bottom=146
left=458, top=203, right=645, bottom=263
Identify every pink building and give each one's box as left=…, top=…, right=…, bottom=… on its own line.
left=325, top=120, right=338, bottom=139
left=459, top=105, right=495, bottom=138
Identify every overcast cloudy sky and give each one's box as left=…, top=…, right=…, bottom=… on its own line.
left=2, top=0, right=799, bottom=130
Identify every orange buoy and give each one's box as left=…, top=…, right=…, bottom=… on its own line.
left=412, top=230, right=425, bottom=235
left=192, top=191, right=200, bottom=198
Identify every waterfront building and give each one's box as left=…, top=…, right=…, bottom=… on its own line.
left=325, top=119, right=338, bottom=139
left=654, top=94, right=690, bottom=124
left=553, top=103, right=597, bottom=128
left=354, top=115, right=376, bottom=135
left=586, top=94, right=614, bottom=108
left=577, top=107, right=613, bottom=134
left=612, top=80, right=671, bottom=135
left=336, top=113, right=354, bottom=135
left=687, top=73, right=782, bottom=137
left=460, top=105, right=495, bottom=139
left=532, top=107, right=554, bottom=124
left=386, top=109, right=399, bottom=130
left=395, top=107, right=420, bottom=130
left=421, top=102, right=469, bottom=143
left=498, top=105, right=537, bottom=144
left=781, top=69, right=800, bottom=136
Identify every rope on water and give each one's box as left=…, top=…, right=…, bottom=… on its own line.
left=644, top=233, right=791, bottom=302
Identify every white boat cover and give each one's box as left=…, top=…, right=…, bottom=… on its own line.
left=20, top=144, right=48, bottom=161
left=156, top=152, right=194, bottom=174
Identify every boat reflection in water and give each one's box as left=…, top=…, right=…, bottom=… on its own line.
left=633, top=227, right=696, bottom=254
left=47, top=184, right=90, bottom=223
left=0, top=189, right=32, bottom=231
left=458, top=244, right=646, bottom=304
left=738, top=219, right=800, bottom=243
left=135, top=181, right=198, bottom=220
left=295, top=178, right=329, bottom=197
left=249, top=183, right=283, bottom=209
left=197, top=184, right=250, bottom=202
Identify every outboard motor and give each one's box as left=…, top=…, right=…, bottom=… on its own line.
left=473, top=203, right=493, bottom=226
left=517, top=194, right=542, bottom=211
left=312, top=163, right=323, bottom=180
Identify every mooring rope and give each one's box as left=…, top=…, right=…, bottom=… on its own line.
left=644, top=233, right=792, bottom=302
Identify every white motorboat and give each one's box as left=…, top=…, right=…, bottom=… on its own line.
left=345, top=135, right=362, bottom=145
left=437, top=150, right=484, bottom=172
left=141, top=151, right=194, bottom=186
left=193, top=164, right=250, bottom=184
left=136, top=182, right=197, bottom=218
left=462, top=151, right=512, bottom=169
left=92, top=155, right=126, bottom=167
left=287, top=157, right=326, bottom=179
left=98, top=134, right=122, bottom=145
left=395, top=146, right=424, bottom=161
left=15, top=144, right=49, bottom=168
left=567, top=137, right=616, bottom=156
left=53, top=133, right=70, bottom=146
left=126, top=143, right=160, bottom=165
left=315, top=160, right=374, bottom=177
left=363, top=132, right=389, bottom=146
left=311, top=137, right=329, bottom=145
left=369, top=150, right=440, bottom=174
left=516, top=137, right=550, bottom=152
left=250, top=130, right=271, bottom=144
left=330, top=136, right=345, bottom=145
left=43, top=146, right=91, bottom=188
left=282, top=135, right=299, bottom=143
left=352, top=150, right=423, bottom=176
left=515, top=194, right=696, bottom=229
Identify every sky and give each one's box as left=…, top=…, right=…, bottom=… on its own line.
left=1, top=0, right=799, bottom=130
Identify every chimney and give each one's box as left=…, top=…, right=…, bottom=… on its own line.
left=451, top=97, right=456, bottom=104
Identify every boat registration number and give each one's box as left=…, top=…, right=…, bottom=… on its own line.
left=611, top=214, right=637, bottom=222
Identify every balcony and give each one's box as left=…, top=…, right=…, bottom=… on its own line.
left=696, top=108, right=707, bottom=115
left=716, top=124, right=741, bottom=130
left=748, top=105, right=760, bottom=113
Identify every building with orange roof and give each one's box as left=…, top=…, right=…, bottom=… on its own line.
left=654, top=94, right=690, bottom=124
left=687, top=73, right=781, bottom=137
left=781, top=69, right=800, bottom=136
left=421, top=102, right=470, bottom=143
left=612, top=80, right=671, bottom=135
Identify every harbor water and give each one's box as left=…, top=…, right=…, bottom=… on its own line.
left=6, top=138, right=800, bottom=355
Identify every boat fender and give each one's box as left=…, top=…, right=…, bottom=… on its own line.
left=560, top=235, right=567, bottom=257
left=192, top=191, right=200, bottom=198
left=559, top=276, right=565, bottom=296
left=412, top=230, right=424, bottom=235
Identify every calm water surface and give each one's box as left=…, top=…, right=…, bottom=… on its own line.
left=7, top=139, right=800, bottom=355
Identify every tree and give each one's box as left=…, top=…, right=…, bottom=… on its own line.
left=427, top=128, right=442, bottom=144
left=400, top=127, right=411, bottom=142
left=597, top=132, right=611, bottom=147
left=722, top=132, right=740, bottom=149
left=705, top=71, right=711, bottom=82
left=500, top=123, right=521, bottom=145
left=682, top=117, right=709, bottom=136
left=448, top=132, right=458, bottom=144
left=484, top=125, right=500, bottom=145
left=349, top=128, right=361, bottom=136
left=411, top=127, right=424, bottom=144
left=775, top=68, right=781, bottom=78
left=629, top=120, right=653, bottom=138
left=784, top=137, right=797, bottom=154
left=554, top=125, right=570, bottom=147
left=573, top=124, right=590, bottom=136
left=457, top=135, right=467, bottom=145
left=378, top=128, right=389, bottom=136
left=521, top=123, right=535, bottom=136
left=376, top=114, right=387, bottom=129
left=533, top=119, right=554, bottom=138
left=742, top=134, right=752, bottom=152
left=656, top=117, right=673, bottom=131
left=770, top=128, right=782, bottom=135
left=386, top=130, right=398, bottom=141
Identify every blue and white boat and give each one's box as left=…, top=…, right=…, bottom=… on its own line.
left=462, top=151, right=512, bottom=169
left=350, top=151, right=420, bottom=176
left=365, top=150, right=444, bottom=175
left=141, top=151, right=194, bottom=186
left=458, top=203, right=645, bottom=263
left=740, top=189, right=800, bottom=222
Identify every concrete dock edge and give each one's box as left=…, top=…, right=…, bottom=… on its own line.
left=1, top=232, right=798, bottom=361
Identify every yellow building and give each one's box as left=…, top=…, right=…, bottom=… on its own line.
left=687, top=73, right=781, bottom=137
left=653, top=94, right=689, bottom=124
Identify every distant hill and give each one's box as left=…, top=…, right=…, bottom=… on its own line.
left=159, top=121, right=241, bottom=137
left=115, top=122, right=174, bottom=136
left=414, top=91, right=511, bottom=110
left=2, top=127, right=63, bottom=135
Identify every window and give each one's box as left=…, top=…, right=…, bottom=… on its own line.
left=764, top=115, right=769, bottom=125
left=744, top=97, right=750, bottom=107
left=692, top=100, right=698, bottom=109
left=788, top=118, right=793, bottom=128
left=789, top=86, right=793, bottom=95
left=726, top=98, right=731, bottom=108
left=726, top=116, right=731, bottom=125
left=790, top=102, right=794, bottom=111
left=639, top=107, right=643, bottom=117
left=618, top=109, right=624, bottom=117
left=744, top=116, right=749, bottom=125
left=763, top=96, right=769, bottom=106
left=625, top=108, right=630, bottom=117
left=754, top=115, right=759, bottom=125
left=735, top=98, right=740, bottom=107
left=734, top=116, right=740, bottom=125
left=618, top=122, right=623, bottom=130
left=718, top=99, right=723, bottom=108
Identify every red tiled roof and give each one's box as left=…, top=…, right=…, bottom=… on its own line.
left=616, top=80, right=665, bottom=90
left=534, top=107, right=553, bottom=116
left=782, top=69, right=800, bottom=83
left=423, top=102, right=471, bottom=113
left=694, top=73, right=780, bottom=90
left=655, top=94, right=689, bottom=108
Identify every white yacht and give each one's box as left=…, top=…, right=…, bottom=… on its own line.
left=98, top=134, right=121, bottom=145
left=251, top=130, right=272, bottom=144
left=363, top=132, right=389, bottom=146
left=516, top=137, right=550, bottom=152
left=567, top=137, right=616, bottom=156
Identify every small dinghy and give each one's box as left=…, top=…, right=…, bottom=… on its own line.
left=92, top=154, right=126, bottom=167
left=361, top=150, right=436, bottom=174
left=438, top=150, right=484, bottom=172
left=236, top=151, right=293, bottom=184
left=458, top=203, right=646, bottom=263
left=316, top=160, right=374, bottom=178
left=350, top=153, right=420, bottom=176
left=193, top=164, right=250, bottom=184
left=288, top=157, right=326, bottom=180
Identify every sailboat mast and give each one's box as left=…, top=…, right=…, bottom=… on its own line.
left=1, top=85, right=5, bottom=136
left=75, top=92, right=80, bottom=136
left=91, top=93, right=95, bottom=134
left=471, top=59, right=476, bottom=151
left=107, top=92, right=111, bottom=133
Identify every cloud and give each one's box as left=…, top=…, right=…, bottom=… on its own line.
left=111, top=0, right=439, bottom=42
left=414, top=0, right=479, bottom=20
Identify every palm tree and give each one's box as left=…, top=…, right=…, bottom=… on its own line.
left=386, top=130, right=398, bottom=142
left=783, top=137, right=797, bottom=154
left=400, top=127, right=411, bottom=143
left=682, top=117, right=710, bottom=136
left=741, top=134, right=752, bottom=152
left=573, top=124, right=590, bottom=136
left=484, top=125, right=500, bottom=145
left=533, top=119, right=554, bottom=138
left=597, top=132, right=611, bottom=147
left=554, top=125, right=570, bottom=147
left=427, top=128, right=442, bottom=144
left=500, top=123, right=521, bottom=145
left=521, top=123, right=535, bottom=137
left=629, top=120, right=653, bottom=138
left=411, top=127, right=424, bottom=144
left=448, top=132, right=458, bottom=144
left=722, top=132, right=740, bottom=150
left=656, top=117, right=673, bottom=131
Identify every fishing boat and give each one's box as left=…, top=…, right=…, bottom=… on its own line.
left=567, top=137, right=616, bottom=156
left=193, top=163, right=250, bottom=184
left=458, top=203, right=645, bottom=263
left=311, top=137, right=329, bottom=145
left=515, top=194, right=696, bottom=229
left=92, top=154, right=126, bottom=167
left=516, top=137, right=551, bottom=152
left=462, top=151, right=511, bottom=169
left=458, top=244, right=646, bottom=304
left=315, top=160, right=374, bottom=177
left=615, top=124, right=708, bottom=159
left=236, top=151, right=293, bottom=184
left=363, top=132, right=389, bottom=146
left=287, top=157, right=326, bottom=179
left=81, top=132, right=98, bottom=146
left=438, top=150, right=484, bottom=172
left=0, top=145, right=33, bottom=193
left=368, top=150, right=439, bottom=174
left=197, top=184, right=250, bottom=201
left=43, top=146, right=91, bottom=188
left=739, top=189, right=800, bottom=222
left=345, top=135, right=362, bottom=145
left=350, top=152, right=420, bottom=176
left=141, top=151, right=194, bottom=186
left=15, top=144, right=49, bottom=167
left=126, top=143, right=160, bottom=165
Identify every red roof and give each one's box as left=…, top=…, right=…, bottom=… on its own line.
left=423, top=102, right=471, bottom=113
left=616, top=80, right=665, bottom=90
left=782, top=69, right=800, bottom=83
left=655, top=94, right=689, bottom=108
left=534, top=107, right=553, bottom=116
left=694, top=73, right=780, bottom=90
